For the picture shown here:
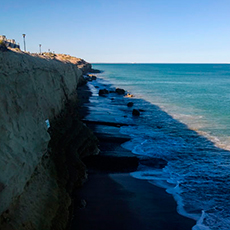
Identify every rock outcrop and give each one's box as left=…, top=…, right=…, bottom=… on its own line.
left=99, top=88, right=109, bottom=96
left=115, top=88, right=126, bottom=95
left=0, top=50, right=98, bottom=230
left=132, top=109, right=140, bottom=116
left=127, top=102, right=134, bottom=107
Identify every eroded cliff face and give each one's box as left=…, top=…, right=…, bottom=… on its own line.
left=0, top=50, right=98, bottom=230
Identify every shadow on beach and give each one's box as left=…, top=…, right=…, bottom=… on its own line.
left=71, top=77, right=230, bottom=230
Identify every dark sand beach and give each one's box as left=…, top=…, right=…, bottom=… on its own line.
left=71, top=81, right=196, bottom=230
left=72, top=173, right=195, bottom=230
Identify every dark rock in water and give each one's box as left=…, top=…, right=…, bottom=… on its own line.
left=127, top=102, right=134, bottom=107
left=95, top=86, right=99, bottom=88
left=132, top=109, right=140, bottom=116
left=115, top=88, right=126, bottom=95
left=139, top=109, right=145, bottom=112
left=109, top=90, right=115, bottom=93
left=99, top=89, right=109, bottom=96
left=89, top=68, right=101, bottom=73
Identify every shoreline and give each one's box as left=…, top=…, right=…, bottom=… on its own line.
left=70, top=78, right=196, bottom=229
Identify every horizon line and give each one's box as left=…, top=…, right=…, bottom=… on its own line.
left=91, top=62, right=230, bottom=64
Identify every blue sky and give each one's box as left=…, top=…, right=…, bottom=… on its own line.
left=1, top=0, right=230, bottom=63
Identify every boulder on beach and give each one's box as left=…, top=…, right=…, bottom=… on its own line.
left=85, top=74, right=97, bottom=81
left=99, top=88, right=109, bottom=96
left=88, top=74, right=97, bottom=80
left=115, top=88, right=126, bottom=95
left=132, top=109, right=140, bottom=116
left=127, top=102, right=134, bottom=107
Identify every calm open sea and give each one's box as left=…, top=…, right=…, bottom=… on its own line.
left=92, top=64, right=230, bottom=230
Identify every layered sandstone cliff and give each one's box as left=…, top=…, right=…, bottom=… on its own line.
left=0, top=49, right=98, bottom=230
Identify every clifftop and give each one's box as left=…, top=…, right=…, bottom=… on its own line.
left=31, top=52, right=93, bottom=74
left=0, top=45, right=95, bottom=74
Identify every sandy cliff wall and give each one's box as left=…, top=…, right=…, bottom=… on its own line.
left=0, top=50, right=98, bottom=230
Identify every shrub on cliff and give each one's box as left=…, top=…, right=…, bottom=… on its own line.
left=42, top=52, right=56, bottom=58
left=0, top=40, right=8, bottom=52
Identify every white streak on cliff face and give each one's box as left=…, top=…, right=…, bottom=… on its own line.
left=0, top=50, right=83, bottom=215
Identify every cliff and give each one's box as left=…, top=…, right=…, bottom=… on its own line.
left=0, top=49, right=98, bottom=230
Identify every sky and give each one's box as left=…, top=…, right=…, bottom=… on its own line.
left=1, top=0, right=230, bottom=63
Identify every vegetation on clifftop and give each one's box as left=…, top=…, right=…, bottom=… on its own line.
left=0, top=40, right=8, bottom=52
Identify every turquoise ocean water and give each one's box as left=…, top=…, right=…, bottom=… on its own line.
left=92, top=64, right=230, bottom=230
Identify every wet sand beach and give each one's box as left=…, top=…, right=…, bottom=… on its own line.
left=72, top=172, right=195, bottom=230
left=71, top=79, right=196, bottom=230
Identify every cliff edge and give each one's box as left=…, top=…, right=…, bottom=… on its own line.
left=0, top=49, right=98, bottom=230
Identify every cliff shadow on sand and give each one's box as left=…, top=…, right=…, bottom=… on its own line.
left=71, top=75, right=230, bottom=230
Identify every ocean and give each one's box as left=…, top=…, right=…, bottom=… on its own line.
left=90, top=64, right=230, bottom=230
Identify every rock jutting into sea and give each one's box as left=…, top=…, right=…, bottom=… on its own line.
left=0, top=48, right=99, bottom=230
